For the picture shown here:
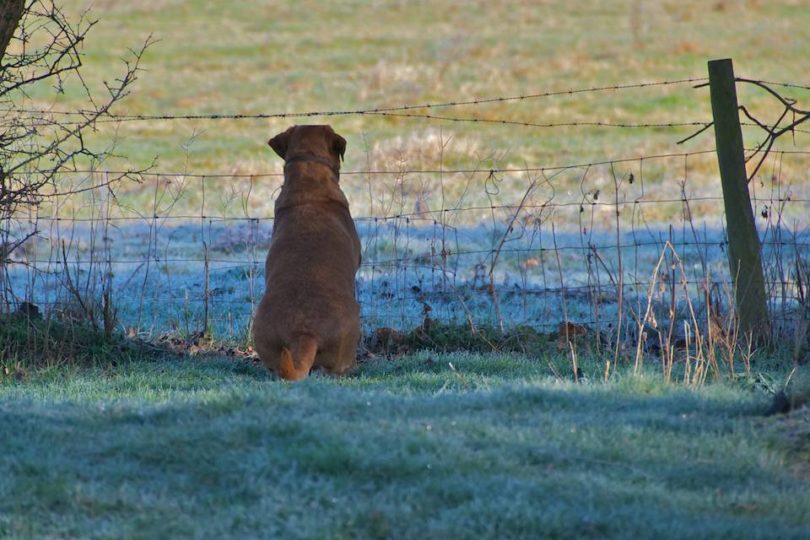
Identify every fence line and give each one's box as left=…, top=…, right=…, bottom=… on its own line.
left=8, top=77, right=710, bottom=123
left=24, top=197, right=810, bottom=224
left=752, top=79, right=810, bottom=91
left=3, top=73, right=809, bottom=353
left=25, top=240, right=810, bottom=266
left=11, top=149, right=810, bottom=184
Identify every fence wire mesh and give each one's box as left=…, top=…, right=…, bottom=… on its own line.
left=3, top=78, right=809, bottom=348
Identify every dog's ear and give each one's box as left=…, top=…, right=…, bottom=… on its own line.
left=332, top=132, right=347, bottom=162
left=268, top=127, right=293, bottom=159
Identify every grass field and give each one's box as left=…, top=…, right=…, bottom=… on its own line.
left=2, top=351, right=809, bottom=539
left=16, top=0, right=810, bottom=177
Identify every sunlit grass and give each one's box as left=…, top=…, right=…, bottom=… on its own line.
left=22, top=0, right=809, bottom=180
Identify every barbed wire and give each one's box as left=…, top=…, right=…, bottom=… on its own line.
left=365, top=111, right=711, bottom=130
left=6, top=77, right=709, bottom=123
left=741, top=121, right=810, bottom=135
left=4, top=112, right=809, bottom=136
left=3, top=111, right=715, bottom=131
left=742, top=79, right=810, bottom=92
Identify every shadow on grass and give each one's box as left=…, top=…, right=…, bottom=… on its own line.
left=2, top=352, right=809, bottom=539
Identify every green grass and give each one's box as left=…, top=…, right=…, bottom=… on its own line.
left=8, top=0, right=808, bottom=224
left=15, top=0, right=810, bottom=184
left=2, top=351, right=809, bottom=539
left=0, top=315, right=129, bottom=374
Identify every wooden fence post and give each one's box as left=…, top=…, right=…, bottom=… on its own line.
left=708, top=58, right=770, bottom=343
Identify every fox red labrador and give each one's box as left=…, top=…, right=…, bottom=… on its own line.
left=253, top=125, right=361, bottom=380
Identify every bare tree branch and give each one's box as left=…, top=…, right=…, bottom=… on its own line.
left=735, top=78, right=810, bottom=182
left=1, top=1, right=151, bottom=306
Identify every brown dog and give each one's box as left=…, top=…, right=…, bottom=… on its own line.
left=252, top=125, right=361, bottom=380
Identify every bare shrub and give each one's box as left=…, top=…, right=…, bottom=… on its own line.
left=0, top=0, right=149, bottom=328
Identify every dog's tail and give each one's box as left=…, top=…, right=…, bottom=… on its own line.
left=277, top=334, right=318, bottom=381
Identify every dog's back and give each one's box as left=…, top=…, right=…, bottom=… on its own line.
left=252, top=126, right=361, bottom=380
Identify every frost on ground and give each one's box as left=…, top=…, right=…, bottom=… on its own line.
left=5, top=153, right=808, bottom=342
left=5, top=213, right=807, bottom=344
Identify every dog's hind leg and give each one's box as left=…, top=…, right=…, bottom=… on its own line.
left=326, top=326, right=360, bottom=376
left=277, top=334, right=318, bottom=381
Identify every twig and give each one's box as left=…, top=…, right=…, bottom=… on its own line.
left=676, top=122, right=713, bottom=145
left=734, top=78, right=810, bottom=182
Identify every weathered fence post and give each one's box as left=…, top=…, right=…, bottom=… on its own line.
left=708, top=58, right=770, bottom=343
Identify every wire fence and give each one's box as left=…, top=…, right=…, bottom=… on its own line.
left=3, top=76, right=809, bottom=349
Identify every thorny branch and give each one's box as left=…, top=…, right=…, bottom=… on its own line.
left=677, top=78, right=810, bottom=169
left=735, top=77, right=810, bottom=182
left=1, top=1, right=151, bottom=304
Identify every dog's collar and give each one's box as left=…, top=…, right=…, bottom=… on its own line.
left=283, top=153, right=340, bottom=178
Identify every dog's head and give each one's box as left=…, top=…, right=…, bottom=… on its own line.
left=268, top=125, right=346, bottom=174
